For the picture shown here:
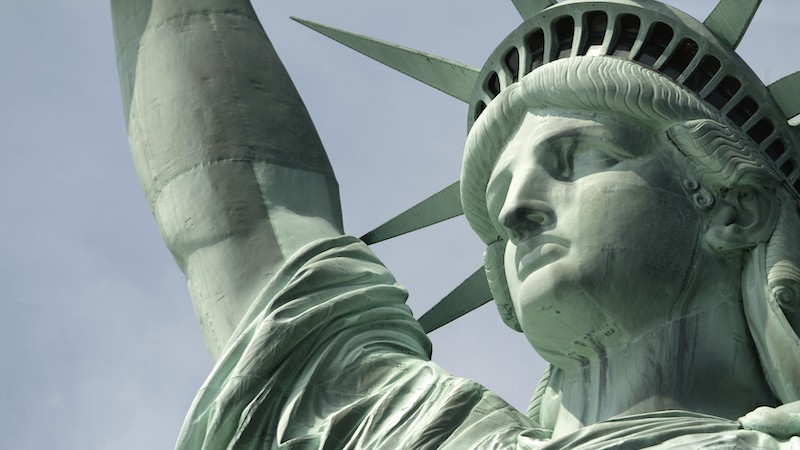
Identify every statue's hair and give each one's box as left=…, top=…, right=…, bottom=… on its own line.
left=668, top=119, right=779, bottom=195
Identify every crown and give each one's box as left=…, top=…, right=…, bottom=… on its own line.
left=295, top=0, right=800, bottom=333
left=468, top=0, right=800, bottom=193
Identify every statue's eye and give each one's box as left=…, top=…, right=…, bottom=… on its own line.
left=571, top=147, right=622, bottom=179
left=551, top=142, right=622, bottom=180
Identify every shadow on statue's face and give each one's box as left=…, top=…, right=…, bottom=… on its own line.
left=486, top=111, right=703, bottom=365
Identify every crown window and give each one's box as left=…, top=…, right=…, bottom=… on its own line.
left=747, top=118, right=775, bottom=144
left=611, top=14, right=641, bottom=58
left=706, top=75, right=741, bottom=110
left=554, top=16, right=576, bottom=59
left=487, top=71, right=501, bottom=97
left=580, top=11, right=608, bottom=56
left=661, top=38, right=698, bottom=80
left=504, top=47, right=521, bottom=82
left=683, top=55, right=721, bottom=93
left=525, top=29, right=546, bottom=71
left=766, top=139, right=787, bottom=162
left=781, top=159, right=796, bottom=177
left=728, top=96, right=758, bottom=127
left=637, top=22, right=674, bottom=67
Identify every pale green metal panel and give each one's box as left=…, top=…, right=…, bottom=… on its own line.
left=110, top=0, right=153, bottom=128
left=769, top=72, right=800, bottom=121
left=417, top=267, right=492, bottom=334
left=293, top=18, right=479, bottom=102
left=361, top=181, right=462, bottom=244
left=703, top=0, right=761, bottom=49
left=511, top=0, right=556, bottom=20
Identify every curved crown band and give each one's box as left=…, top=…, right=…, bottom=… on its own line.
left=469, top=0, right=800, bottom=201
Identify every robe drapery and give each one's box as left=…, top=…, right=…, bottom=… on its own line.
left=175, top=236, right=793, bottom=449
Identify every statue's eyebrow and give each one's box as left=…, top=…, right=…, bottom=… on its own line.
left=530, top=124, right=640, bottom=159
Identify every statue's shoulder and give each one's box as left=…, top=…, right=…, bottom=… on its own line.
left=530, top=411, right=791, bottom=450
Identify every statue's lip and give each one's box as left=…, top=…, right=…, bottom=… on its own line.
left=515, top=235, right=570, bottom=279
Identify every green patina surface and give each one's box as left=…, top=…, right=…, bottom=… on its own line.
left=110, top=0, right=800, bottom=448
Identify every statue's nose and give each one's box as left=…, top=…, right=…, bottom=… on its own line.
left=498, top=189, right=556, bottom=242
left=495, top=156, right=561, bottom=242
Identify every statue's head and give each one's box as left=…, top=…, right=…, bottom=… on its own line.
left=303, top=0, right=800, bottom=406
left=459, top=0, right=800, bottom=403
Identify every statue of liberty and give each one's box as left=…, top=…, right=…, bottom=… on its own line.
left=110, top=0, right=800, bottom=447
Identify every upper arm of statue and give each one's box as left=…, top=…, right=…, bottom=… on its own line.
left=110, top=0, right=343, bottom=358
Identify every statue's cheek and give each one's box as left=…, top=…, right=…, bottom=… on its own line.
left=572, top=182, right=700, bottom=327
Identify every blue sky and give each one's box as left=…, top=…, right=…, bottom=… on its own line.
left=0, top=1, right=797, bottom=448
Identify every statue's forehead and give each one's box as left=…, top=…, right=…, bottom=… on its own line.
left=505, top=110, right=657, bottom=155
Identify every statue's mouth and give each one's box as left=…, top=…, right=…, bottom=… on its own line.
left=515, top=236, right=570, bottom=280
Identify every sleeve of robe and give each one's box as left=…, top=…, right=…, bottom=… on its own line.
left=174, top=235, right=551, bottom=449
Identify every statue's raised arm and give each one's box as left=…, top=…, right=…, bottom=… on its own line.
left=110, top=0, right=343, bottom=358
left=109, top=2, right=541, bottom=447
left=109, top=3, right=554, bottom=448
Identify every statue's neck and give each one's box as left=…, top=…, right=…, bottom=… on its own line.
left=539, top=297, right=777, bottom=438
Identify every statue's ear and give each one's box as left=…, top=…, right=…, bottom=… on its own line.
left=704, top=187, right=777, bottom=251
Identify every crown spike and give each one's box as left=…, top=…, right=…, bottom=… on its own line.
left=293, top=17, right=479, bottom=102
left=417, top=267, right=492, bottom=333
left=361, top=181, right=462, bottom=245
left=703, top=0, right=761, bottom=49
left=768, top=72, right=800, bottom=122
left=511, top=0, right=555, bottom=20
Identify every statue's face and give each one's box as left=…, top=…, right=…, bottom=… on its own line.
left=486, top=111, right=702, bottom=364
